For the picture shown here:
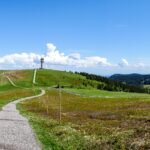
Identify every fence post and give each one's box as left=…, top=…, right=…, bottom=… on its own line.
left=59, top=85, right=62, bottom=124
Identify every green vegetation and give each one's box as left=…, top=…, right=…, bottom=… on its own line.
left=36, top=69, right=99, bottom=88
left=0, top=73, right=10, bottom=85
left=0, top=84, right=17, bottom=91
left=0, top=69, right=99, bottom=89
left=4, top=70, right=34, bottom=87
left=110, top=73, right=150, bottom=86
left=65, top=88, right=150, bottom=98
left=18, top=89, right=150, bottom=150
left=0, top=69, right=149, bottom=149
left=144, top=84, right=150, bottom=89
left=1, top=69, right=148, bottom=93
left=0, top=69, right=40, bottom=109
left=77, top=72, right=148, bottom=93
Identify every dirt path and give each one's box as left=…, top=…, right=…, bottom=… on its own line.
left=0, top=89, right=45, bottom=150
left=5, top=75, right=18, bottom=87
left=33, top=69, right=37, bottom=85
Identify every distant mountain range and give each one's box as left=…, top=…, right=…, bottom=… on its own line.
left=110, top=73, right=150, bottom=86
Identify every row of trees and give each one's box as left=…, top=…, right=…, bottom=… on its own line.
left=75, top=72, right=149, bottom=93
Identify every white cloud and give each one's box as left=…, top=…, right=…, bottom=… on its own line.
left=0, top=43, right=112, bottom=69
left=75, top=56, right=112, bottom=67
left=46, top=43, right=56, bottom=52
left=44, top=43, right=112, bottom=67
left=69, top=53, right=80, bottom=60
left=118, top=58, right=129, bottom=67
left=0, top=43, right=149, bottom=75
left=0, top=52, right=40, bottom=68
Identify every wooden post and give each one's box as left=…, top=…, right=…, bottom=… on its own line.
left=59, top=84, right=62, bottom=124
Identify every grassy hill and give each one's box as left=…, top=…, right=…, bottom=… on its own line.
left=36, top=69, right=99, bottom=88
left=1, top=69, right=148, bottom=93
left=3, top=70, right=34, bottom=87
left=0, top=71, right=17, bottom=91
left=0, top=69, right=99, bottom=89
left=0, top=69, right=149, bottom=149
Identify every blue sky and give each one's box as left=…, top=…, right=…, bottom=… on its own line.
left=0, top=0, right=150, bottom=75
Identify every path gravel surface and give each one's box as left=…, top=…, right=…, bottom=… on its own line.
left=0, top=89, right=45, bottom=150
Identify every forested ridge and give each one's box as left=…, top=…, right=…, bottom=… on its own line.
left=76, top=72, right=149, bottom=93
left=110, top=74, right=150, bottom=85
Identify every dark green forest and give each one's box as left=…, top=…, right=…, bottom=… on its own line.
left=76, top=72, right=149, bottom=93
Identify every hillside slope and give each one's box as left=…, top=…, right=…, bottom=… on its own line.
left=0, top=69, right=100, bottom=89
left=0, top=69, right=148, bottom=93
left=36, top=69, right=99, bottom=88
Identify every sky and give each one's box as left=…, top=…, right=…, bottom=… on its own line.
left=0, top=0, right=150, bottom=75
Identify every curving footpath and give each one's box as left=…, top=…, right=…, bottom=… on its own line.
left=0, top=89, right=45, bottom=150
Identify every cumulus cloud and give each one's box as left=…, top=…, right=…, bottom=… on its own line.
left=0, top=52, right=40, bottom=69
left=44, top=43, right=112, bottom=67
left=46, top=43, right=113, bottom=67
left=0, top=43, right=148, bottom=74
left=75, top=57, right=112, bottom=67
left=118, top=58, right=129, bottom=67
left=0, top=43, right=112, bottom=69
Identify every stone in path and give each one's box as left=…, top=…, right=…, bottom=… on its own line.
left=0, top=90, right=45, bottom=150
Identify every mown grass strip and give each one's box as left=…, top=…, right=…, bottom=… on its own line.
left=65, top=88, right=150, bottom=98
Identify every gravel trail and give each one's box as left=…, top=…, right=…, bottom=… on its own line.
left=0, top=89, right=45, bottom=150
left=33, top=69, right=37, bottom=85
